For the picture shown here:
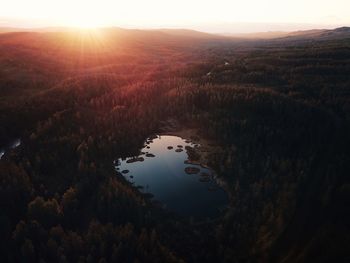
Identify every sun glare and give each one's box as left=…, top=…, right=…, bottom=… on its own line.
left=48, top=1, right=113, bottom=29
left=67, top=19, right=99, bottom=29
left=63, top=12, right=107, bottom=29
left=1, top=0, right=350, bottom=31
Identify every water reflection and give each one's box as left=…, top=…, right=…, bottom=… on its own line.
left=115, top=135, right=228, bottom=219
left=0, top=139, right=21, bottom=160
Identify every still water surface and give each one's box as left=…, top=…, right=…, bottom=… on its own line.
left=115, top=135, right=228, bottom=218
left=0, top=139, right=21, bottom=160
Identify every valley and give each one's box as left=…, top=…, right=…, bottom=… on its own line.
left=0, top=27, right=349, bottom=263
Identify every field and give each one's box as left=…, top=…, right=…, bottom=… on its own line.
left=0, top=27, right=350, bottom=263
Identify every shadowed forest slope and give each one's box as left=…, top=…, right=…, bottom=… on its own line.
left=0, top=27, right=349, bottom=263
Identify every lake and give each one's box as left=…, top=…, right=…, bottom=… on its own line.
left=115, top=135, right=228, bottom=219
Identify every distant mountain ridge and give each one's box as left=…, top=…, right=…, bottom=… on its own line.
left=224, top=26, right=350, bottom=40
left=0, top=26, right=349, bottom=42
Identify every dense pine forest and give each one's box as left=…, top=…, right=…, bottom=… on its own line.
left=0, top=28, right=349, bottom=262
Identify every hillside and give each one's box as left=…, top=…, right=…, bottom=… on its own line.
left=0, top=27, right=349, bottom=263
left=227, top=26, right=350, bottom=41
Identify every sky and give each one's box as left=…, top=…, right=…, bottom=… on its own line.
left=0, top=0, right=349, bottom=33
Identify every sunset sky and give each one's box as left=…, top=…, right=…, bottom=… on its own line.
left=1, top=0, right=349, bottom=32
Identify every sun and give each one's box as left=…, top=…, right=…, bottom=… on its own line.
left=67, top=18, right=101, bottom=29
left=54, top=1, right=112, bottom=29
left=62, top=13, right=106, bottom=29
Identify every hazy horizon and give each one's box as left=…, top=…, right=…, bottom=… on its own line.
left=1, top=0, right=350, bottom=33
left=0, top=18, right=349, bottom=34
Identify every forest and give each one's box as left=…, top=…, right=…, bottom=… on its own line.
left=0, top=27, right=350, bottom=263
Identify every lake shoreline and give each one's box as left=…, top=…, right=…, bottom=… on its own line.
left=157, top=119, right=233, bottom=201
left=115, top=129, right=230, bottom=219
left=158, top=119, right=227, bottom=176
